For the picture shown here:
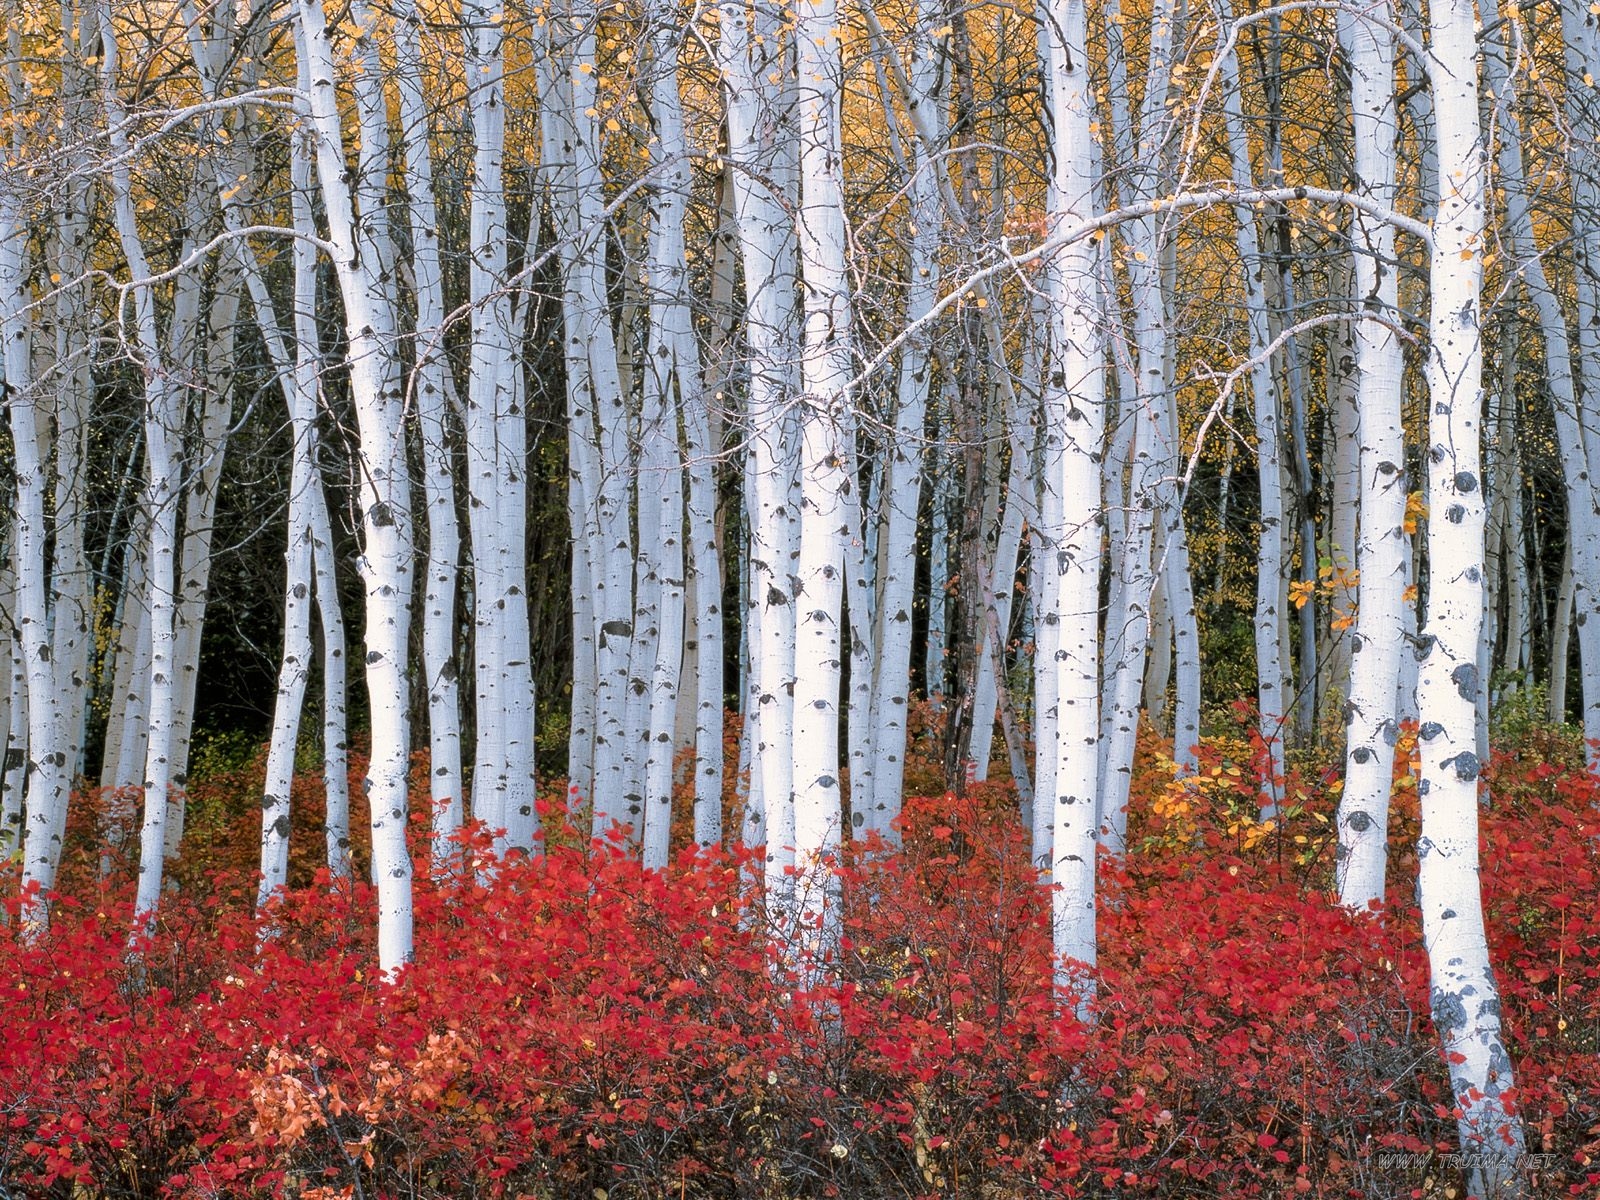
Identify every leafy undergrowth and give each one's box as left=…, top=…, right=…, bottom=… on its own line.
left=1, top=720, right=1598, bottom=1198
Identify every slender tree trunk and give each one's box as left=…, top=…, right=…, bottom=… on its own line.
left=2, top=599, right=24, bottom=859
left=971, top=443, right=1029, bottom=782
left=1098, top=0, right=1176, bottom=857
left=1416, top=0, right=1527, bottom=1179
left=309, top=477, right=351, bottom=879
left=1558, top=0, right=1600, bottom=755
left=464, top=0, right=537, bottom=856
left=1488, top=3, right=1600, bottom=766
left=47, top=149, right=93, bottom=797
left=296, top=0, right=415, bottom=972
left=790, top=0, right=852, bottom=954
left=1042, top=0, right=1104, bottom=1020
left=1166, top=507, right=1202, bottom=773
left=1218, top=0, right=1289, bottom=820
left=718, top=0, right=799, bottom=895
left=1335, top=0, right=1405, bottom=914
left=639, top=3, right=699, bottom=868
left=1551, top=538, right=1575, bottom=722
left=98, top=6, right=185, bottom=940
left=395, top=0, right=465, bottom=868
left=2, top=190, right=69, bottom=929
left=1326, top=273, right=1361, bottom=700
left=534, top=0, right=635, bottom=842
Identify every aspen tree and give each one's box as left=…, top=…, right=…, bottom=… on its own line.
left=1042, top=0, right=1105, bottom=1019
left=1558, top=0, right=1600, bottom=757
left=638, top=0, right=699, bottom=868
left=463, top=0, right=538, bottom=856
left=790, top=0, right=852, bottom=953
left=98, top=2, right=186, bottom=939
left=295, top=0, right=416, bottom=972
left=1216, top=0, right=1288, bottom=820
left=533, top=0, right=634, bottom=840
left=861, top=0, right=944, bottom=839
left=2, top=153, right=69, bottom=929
left=1415, top=0, right=1528, bottom=1179
left=1098, top=0, right=1177, bottom=856
left=718, top=0, right=800, bottom=896
left=1334, top=0, right=1406, bottom=914
left=394, top=0, right=465, bottom=868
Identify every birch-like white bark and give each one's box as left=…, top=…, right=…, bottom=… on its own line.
left=309, top=478, right=351, bottom=879
left=1166, top=505, right=1202, bottom=773
left=463, top=0, right=538, bottom=856
left=1217, top=0, right=1288, bottom=820
left=1098, top=0, right=1176, bottom=856
left=296, top=0, right=415, bottom=972
left=1416, top=0, right=1527, bottom=1178
left=394, top=0, right=464, bottom=867
left=638, top=4, right=698, bottom=867
left=46, top=126, right=93, bottom=798
left=97, top=5, right=185, bottom=940
left=243, top=113, right=326, bottom=910
left=2, top=190, right=69, bottom=927
left=1491, top=5, right=1600, bottom=768
left=862, top=8, right=943, bottom=838
left=970, top=444, right=1029, bottom=782
left=685, top=183, right=728, bottom=851
left=1335, top=0, right=1406, bottom=915
left=719, top=0, right=799, bottom=894
left=790, top=0, right=852, bottom=960
left=1551, top=538, right=1575, bottom=722
left=533, top=0, right=634, bottom=840
left=1558, top=0, right=1600, bottom=756
left=1043, top=0, right=1104, bottom=1019
left=1, top=604, right=23, bottom=860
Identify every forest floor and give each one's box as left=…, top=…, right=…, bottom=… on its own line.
left=2, top=702, right=1596, bottom=1198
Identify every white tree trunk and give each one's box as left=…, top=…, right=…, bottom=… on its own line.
left=1217, top=0, right=1288, bottom=820
left=47, top=171, right=93, bottom=797
left=638, top=10, right=698, bottom=867
left=258, top=450, right=315, bottom=910
left=1325, top=299, right=1361, bottom=699
left=862, top=7, right=943, bottom=837
left=533, top=0, right=634, bottom=841
left=1166, top=507, right=1202, bottom=773
left=98, top=5, right=185, bottom=939
left=1416, top=0, right=1527, bottom=1180
left=309, top=480, right=351, bottom=879
left=2, top=604, right=24, bottom=860
left=970, top=445, right=1029, bottom=782
left=719, top=0, right=799, bottom=896
left=296, top=0, right=415, bottom=972
left=2, top=193, right=69, bottom=928
left=1559, top=0, right=1600, bottom=754
left=395, top=0, right=464, bottom=868
left=1042, top=0, right=1104, bottom=1019
left=1098, top=0, right=1176, bottom=856
left=1334, top=0, right=1406, bottom=915
left=463, top=0, right=537, bottom=856
left=926, top=450, right=950, bottom=698
left=239, top=110, right=330, bottom=909
left=790, top=0, right=851, bottom=955
left=685, top=211, right=726, bottom=850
